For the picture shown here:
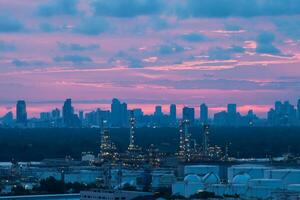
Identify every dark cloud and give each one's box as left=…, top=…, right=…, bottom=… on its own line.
left=0, top=15, right=23, bottom=33
left=255, top=32, right=281, bottom=55
left=53, top=55, right=92, bottom=64
left=137, top=78, right=300, bottom=91
left=58, top=42, right=100, bottom=51
left=208, top=45, right=245, bottom=60
left=37, top=0, right=79, bottom=17
left=158, top=43, right=184, bottom=55
left=224, top=24, right=242, bottom=31
left=0, top=41, right=16, bottom=52
left=178, top=0, right=300, bottom=18
left=91, top=0, right=165, bottom=18
left=12, top=59, right=45, bottom=67
left=181, top=32, right=206, bottom=42
left=74, top=17, right=109, bottom=35
left=39, top=23, right=60, bottom=33
left=274, top=18, right=300, bottom=39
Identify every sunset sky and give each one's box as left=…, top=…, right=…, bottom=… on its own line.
left=1, top=0, right=300, bottom=117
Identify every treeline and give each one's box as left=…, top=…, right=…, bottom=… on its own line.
left=0, top=127, right=299, bottom=161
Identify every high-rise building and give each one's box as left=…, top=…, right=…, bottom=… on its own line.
left=154, top=105, right=163, bottom=116
left=170, top=104, right=176, bottom=123
left=111, top=98, right=121, bottom=127
left=111, top=98, right=128, bottom=127
left=16, top=100, right=27, bottom=125
left=51, top=108, right=60, bottom=119
left=200, top=103, right=208, bottom=124
left=182, top=107, right=195, bottom=126
left=62, top=98, right=79, bottom=127
left=227, top=103, right=237, bottom=126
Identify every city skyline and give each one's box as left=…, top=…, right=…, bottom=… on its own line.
left=1, top=0, right=300, bottom=116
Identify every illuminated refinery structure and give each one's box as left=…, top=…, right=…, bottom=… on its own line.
left=99, top=120, right=118, bottom=164
left=127, top=111, right=141, bottom=152
left=178, top=119, right=192, bottom=162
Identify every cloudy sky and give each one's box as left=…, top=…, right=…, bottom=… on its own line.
left=1, top=0, right=300, bottom=117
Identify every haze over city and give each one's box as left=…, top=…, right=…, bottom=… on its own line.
left=1, top=0, right=300, bottom=118
left=2, top=1, right=300, bottom=200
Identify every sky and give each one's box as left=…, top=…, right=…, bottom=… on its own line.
left=1, top=0, right=300, bottom=118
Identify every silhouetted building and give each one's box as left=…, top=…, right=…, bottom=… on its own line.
left=51, top=108, right=60, bottom=119
left=170, top=104, right=176, bottom=124
left=154, top=105, right=163, bottom=117
left=111, top=98, right=128, bottom=127
left=16, top=100, right=27, bottom=125
left=267, top=100, right=297, bottom=126
left=182, top=107, right=195, bottom=126
left=227, top=103, right=237, bottom=126
left=200, top=103, right=208, bottom=124
left=62, top=98, right=80, bottom=127
left=213, top=111, right=227, bottom=126
left=1, top=111, right=14, bottom=127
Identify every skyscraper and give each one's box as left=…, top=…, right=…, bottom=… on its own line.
left=62, top=98, right=75, bottom=127
left=111, top=98, right=121, bottom=127
left=170, top=104, right=176, bottom=124
left=154, top=105, right=163, bottom=116
left=227, top=103, right=237, bottom=126
left=200, top=103, right=208, bottom=124
left=111, top=98, right=128, bottom=127
left=16, top=100, right=27, bottom=125
left=182, top=106, right=195, bottom=126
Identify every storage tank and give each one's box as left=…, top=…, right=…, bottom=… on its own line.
left=228, top=165, right=270, bottom=182
left=184, top=165, right=219, bottom=176
left=264, top=169, right=300, bottom=185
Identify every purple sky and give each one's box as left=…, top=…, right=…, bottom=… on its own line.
left=1, top=0, right=300, bottom=117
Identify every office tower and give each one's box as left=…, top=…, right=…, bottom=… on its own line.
left=227, top=103, right=237, bottom=126
left=200, top=103, right=208, bottom=124
left=111, top=98, right=121, bottom=127
left=62, top=98, right=77, bottom=127
left=120, top=103, right=128, bottom=127
left=79, top=110, right=84, bottom=122
left=51, top=108, right=60, bottom=119
left=40, top=112, right=51, bottom=121
left=16, top=100, right=27, bottom=125
left=182, top=106, right=195, bottom=126
left=213, top=111, right=227, bottom=126
left=154, top=105, right=163, bottom=116
left=1, top=111, right=14, bottom=127
left=170, top=104, right=176, bottom=123
left=111, top=98, right=128, bottom=127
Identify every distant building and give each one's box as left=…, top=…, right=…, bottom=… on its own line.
left=227, top=104, right=237, bottom=126
left=200, top=103, right=208, bottom=124
left=1, top=111, right=14, bottom=127
left=111, top=98, right=128, bottom=127
left=16, top=100, right=27, bottom=125
left=62, top=98, right=80, bottom=127
left=170, top=104, right=177, bottom=124
left=51, top=108, right=60, bottom=119
left=267, top=100, right=297, bottom=126
left=154, top=105, right=163, bottom=117
left=182, top=107, right=195, bottom=126
left=40, top=112, right=51, bottom=121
